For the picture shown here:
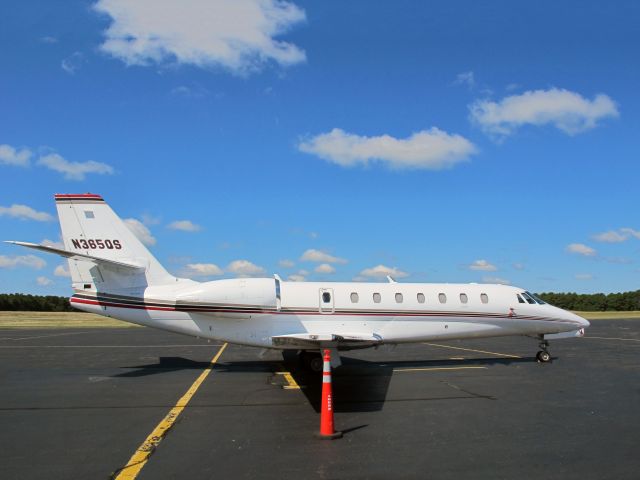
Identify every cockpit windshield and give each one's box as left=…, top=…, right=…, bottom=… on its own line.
left=519, top=291, right=547, bottom=305
left=528, top=292, right=547, bottom=304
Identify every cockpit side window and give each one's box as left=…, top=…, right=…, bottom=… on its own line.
left=521, top=292, right=536, bottom=304
left=517, top=294, right=526, bottom=304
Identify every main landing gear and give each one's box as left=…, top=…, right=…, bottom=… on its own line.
left=300, top=351, right=324, bottom=372
left=536, top=339, right=552, bottom=363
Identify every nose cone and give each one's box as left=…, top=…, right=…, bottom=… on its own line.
left=567, top=310, right=590, bottom=328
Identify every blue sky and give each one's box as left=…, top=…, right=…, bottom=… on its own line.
left=1, top=0, right=639, bottom=296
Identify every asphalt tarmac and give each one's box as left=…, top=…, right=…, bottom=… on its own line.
left=0, top=319, right=638, bottom=480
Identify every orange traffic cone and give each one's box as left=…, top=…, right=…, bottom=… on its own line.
left=316, top=349, right=343, bottom=439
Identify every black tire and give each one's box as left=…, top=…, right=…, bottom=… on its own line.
left=537, top=351, right=551, bottom=363
left=309, top=355, right=324, bottom=373
left=300, top=351, right=323, bottom=372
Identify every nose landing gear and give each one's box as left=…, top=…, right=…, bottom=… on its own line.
left=536, top=339, right=552, bottom=363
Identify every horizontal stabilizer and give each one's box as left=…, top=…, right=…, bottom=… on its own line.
left=272, top=332, right=383, bottom=348
left=5, top=241, right=145, bottom=271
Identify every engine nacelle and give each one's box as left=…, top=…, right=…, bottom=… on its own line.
left=176, top=278, right=277, bottom=310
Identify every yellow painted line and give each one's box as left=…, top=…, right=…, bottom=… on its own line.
left=275, top=371, right=301, bottom=389
left=114, top=343, right=227, bottom=480
left=394, top=366, right=487, bottom=373
left=582, top=336, right=640, bottom=343
left=424, top=342, right=521, bottom=359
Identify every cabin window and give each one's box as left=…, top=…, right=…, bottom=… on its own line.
left=373, top=292, right=381, bottom=303
left=417, top=293, right=425, bottom=303
left=480, top=293, right=489, bottom=304
left=517, top=294, right=525, bottom=304
left=322, top=292, right=331, bottom=303
left=84, top=210, right=95, bottom=219
left=395, top=293, right=403, bottom=303
left=350, top=292, right=359, bottom=303
left=460, top=293, right=468, bottom=304
left=438, top=293, right=447, bottom=304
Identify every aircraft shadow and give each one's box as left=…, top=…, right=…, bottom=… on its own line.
left=113, top=357, right=285, bottom=378
left=113, top=357, right=214, bottom=378
left=281, top=352, right=534, bottom=413
left=113, top=354, right=536, bottom=414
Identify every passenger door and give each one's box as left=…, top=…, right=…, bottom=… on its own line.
left=319, top=288, right=334, bottom=314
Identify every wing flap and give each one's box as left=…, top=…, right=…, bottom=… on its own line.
left=5, top=241, right=145, bottom=271
left=271, top=332, right=383, bottom=348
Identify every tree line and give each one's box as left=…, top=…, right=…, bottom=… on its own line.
left=536, top=290, right=640, bottom=311
left=1, top=290, right=639, bottom=312
left=0, top=293, right=76, bottom=312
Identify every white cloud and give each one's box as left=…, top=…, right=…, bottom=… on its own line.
left=566, top=243, right=597, bottom=257
left=468, top=259, right=497, bottom=271
left=61, top=51, right=85, bottom=74
left=0, top=204, right=53, bottom=222
left=0, top=144, right=32, bottom=166
left=575, top=273, right=594, bottom=280
left=512, top=263, right=525, bottom=270
left=38, top=153, right=114, bottom=180
left=226, top=259, right=266, bottom=277
left=592, top=230, right=628, bottom=243
left=141, top=213, right=161, bottom=226
left=0, top=255, right=46, bottom=269
left=593, top=227, right=640, bottom=243
left=168, top=220, right=201, bottom=232
left=454, top=71, right=475, bottom=88
left=470, top=88, right=619, bottom=137
left=183, top=263, right=224, bottom=277
left=37, top=276, right=53, bottom=286
left=278, top=259, right=295, bottom=268
left=124, top=218, right=157, bottom=246
left=482, top=276, right=511, bottom=285
left=300, top=249, right=347, bottom=264
left=170, top=84, right=209, bottom=99
left=314, top=263, right=335, bottom=274
left=298, top=128, right=477, bottom=170
left=287, top=274, right=306, bottom=282
left=54, top=264, right=70, bottom=277
left=94, top=0, right=306, bottom=75
left=41, top=36, right=58, bottom=44
left=621, top=228, right=640, bottom=239
left=358, top=264, right=409, bottom=279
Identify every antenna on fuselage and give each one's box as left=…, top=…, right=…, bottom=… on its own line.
left=386, top=275, right=397, bottom=283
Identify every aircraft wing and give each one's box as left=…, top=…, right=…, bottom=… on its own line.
left=271, top=332, right=383, bottom=348
left=5, top=241, right=145, bottom=271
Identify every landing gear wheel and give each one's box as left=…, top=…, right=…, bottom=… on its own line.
left=308, top=355, right=323, bottom=372
left=299, top=351, right=323, bottom=372
left=536, top=350, right=551, bottom=363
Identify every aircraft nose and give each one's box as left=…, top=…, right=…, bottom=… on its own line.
left=571, top=312, right=590, bottom=328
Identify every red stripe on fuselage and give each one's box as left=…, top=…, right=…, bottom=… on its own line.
left=70, top=296, right=575, bottom=323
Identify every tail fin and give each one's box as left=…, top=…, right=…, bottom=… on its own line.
left=52, top=193, right=174, bottom=291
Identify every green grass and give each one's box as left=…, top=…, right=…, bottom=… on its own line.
left=0, top=311, right=140, bottom=329
left=572, top=311, right=640, bottom=320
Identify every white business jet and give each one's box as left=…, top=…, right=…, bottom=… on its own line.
left=8, top=194, right=589, bottom=370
